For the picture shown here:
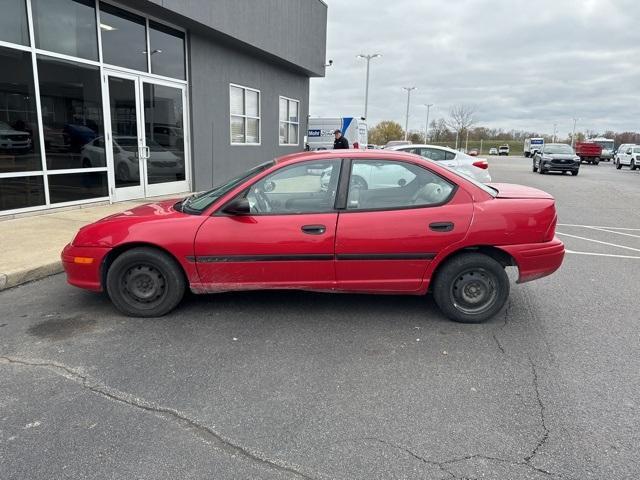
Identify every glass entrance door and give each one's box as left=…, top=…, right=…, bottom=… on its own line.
left=141, top=81, right=189, bottom=197
left=104, top=71, right=189, bottom=202
left=106, top=72, right=145, bottom=201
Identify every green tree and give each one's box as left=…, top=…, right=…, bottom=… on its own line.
left=408, top=131, right=425, bottom=144
left=368, top=120, right=405, bottom=146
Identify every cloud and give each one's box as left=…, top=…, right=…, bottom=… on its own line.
left=310, top=0, right=640, bottom=136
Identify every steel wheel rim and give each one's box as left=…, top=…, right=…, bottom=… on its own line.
left=450, top=268, right=498, bottom=315
left=120, top=264, right=167, bottom=306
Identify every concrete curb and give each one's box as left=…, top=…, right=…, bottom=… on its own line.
left=0, top=261, right=64, bottom=292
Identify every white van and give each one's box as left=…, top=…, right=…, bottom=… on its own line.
left=524, top=138, right=544, bottom=158
left=307, top=117, right=367, bottom=150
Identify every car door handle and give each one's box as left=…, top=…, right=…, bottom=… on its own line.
left=301, top=224, right=326, bottom=235
left=429, top=222, right=454, bottom=232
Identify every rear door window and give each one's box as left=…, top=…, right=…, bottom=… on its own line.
left=347, top=159, right=455, bottom=210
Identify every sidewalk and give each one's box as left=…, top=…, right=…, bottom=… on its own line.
left=0, top=195, right=185, bottom=291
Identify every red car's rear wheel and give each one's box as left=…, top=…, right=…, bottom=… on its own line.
left=433, top=253, right=509, bottom=323
left=106, top=247, right=185, bottom=317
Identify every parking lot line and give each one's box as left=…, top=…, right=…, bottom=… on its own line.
left=558, top=223, right=640, bottom=231
left=566, top=249, right=640, bottom=260
left=556, top=232, right=640, bottom=253
left=584, top=226, right=640, bottom=239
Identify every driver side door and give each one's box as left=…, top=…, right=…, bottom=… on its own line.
left=192, top=159, right=342, bottom=291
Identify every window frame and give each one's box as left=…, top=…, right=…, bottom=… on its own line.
left=339, top=158, right=458, bottom=213
left=229, top=83, right=261, bottom=146
left=278, top=95, right=300, bottom=146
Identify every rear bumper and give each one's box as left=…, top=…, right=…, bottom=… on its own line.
left=499, top=237, right=565, bottom=283
left=61, top=243, right=111, bottom=292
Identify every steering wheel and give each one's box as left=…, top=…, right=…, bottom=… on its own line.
left=253, top=186, right=272, bottom=213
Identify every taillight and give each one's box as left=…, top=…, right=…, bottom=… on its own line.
left=353, top=142, right=359, bottom=149
left=472, top=159, right=489, bottom=169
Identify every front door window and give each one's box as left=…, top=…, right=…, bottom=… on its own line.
left=245, top=160, right=340, bottom=214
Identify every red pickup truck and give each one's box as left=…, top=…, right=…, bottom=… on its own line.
left=575, top=142, right=603, bottom=165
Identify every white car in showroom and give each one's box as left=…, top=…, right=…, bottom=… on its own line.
left=0, top=121, right=32, bottom=152
left=81, top=136, right=183, bottom=181
left=386, top=144, right=491, bottom=182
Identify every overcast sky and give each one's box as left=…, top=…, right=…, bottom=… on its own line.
left=309, top=0, right=640, bottom=136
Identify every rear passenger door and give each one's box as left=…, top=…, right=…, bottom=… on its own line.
left=335, top=158, right=474, bottom=292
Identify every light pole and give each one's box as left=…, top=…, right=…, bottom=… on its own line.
left=403, top=87, right=416, bottom=141
left=423, top=103, right=433, bottom=143
left=571, top=118, right=579, bottom=147
left=553, top=123, right=558, bottom=143
left=357, top=54, right=381, bottom=120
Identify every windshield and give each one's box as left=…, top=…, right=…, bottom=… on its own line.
left=545, top=144, right=574, bottom=154
left=595, top=141, right=614, bottom=150
left=181, top=161, right=274, bottom=213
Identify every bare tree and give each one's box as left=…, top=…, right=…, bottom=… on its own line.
left=446, top=104, right=477, bottom=136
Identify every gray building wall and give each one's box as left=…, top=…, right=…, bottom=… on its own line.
left=189, top=32, right=310, bottom=190
left=117, top=0, right=325, bottom=191
left=124, top=0, right=327, bottom=77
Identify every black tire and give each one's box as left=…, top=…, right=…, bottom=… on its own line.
left=631, top=160, right=637, bottom=171
left=532, top=161, right=538, bottom=172
left=525, top=152, right=530, bottom=158
left=432, top=253, right=510, bottom=323
left=571, top=170, right=579, bottom=176
left=106, top=247, right=186, bottom=317
left=616, top=160, right=622, bottom=170
left=593, top=158, right=600, bottom=165
left=539, top=163, right=546, bottom=174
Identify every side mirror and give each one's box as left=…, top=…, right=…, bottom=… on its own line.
left=222, top=197, right=251, bottom=215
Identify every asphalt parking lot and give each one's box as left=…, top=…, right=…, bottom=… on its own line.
left=1, top=156, right=639, bottom=480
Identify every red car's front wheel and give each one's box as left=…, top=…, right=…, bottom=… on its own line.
left=106, top=247, right=185, bottom=317
left=433, top=253, right=510, bottom=323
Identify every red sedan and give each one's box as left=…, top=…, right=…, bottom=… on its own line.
left=62, top=150, right=564, bottom=323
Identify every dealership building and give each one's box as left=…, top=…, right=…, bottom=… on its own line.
left=0, top=0, right=327, bottom=216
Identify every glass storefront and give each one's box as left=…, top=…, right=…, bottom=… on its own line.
left=32, top=0, right=99, bottom=60
left=99, top=2, right=147, bottom=72
left=37, top=56, right=105, bottom=170
left=0, top=0, right=188, bottom=215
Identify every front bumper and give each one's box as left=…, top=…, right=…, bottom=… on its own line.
left=544, top=161, right=580, bottom=172
left=499, top=237, right=565, bottom=283
left=61, top=243, right=111, bottom=291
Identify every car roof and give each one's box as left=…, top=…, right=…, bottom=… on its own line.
left=389, top=144, right=458, bottom=154
left=274, top=149, right=426, bottom=165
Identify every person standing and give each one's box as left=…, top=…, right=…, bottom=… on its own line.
left=333, top=129, right=349, bottom=149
